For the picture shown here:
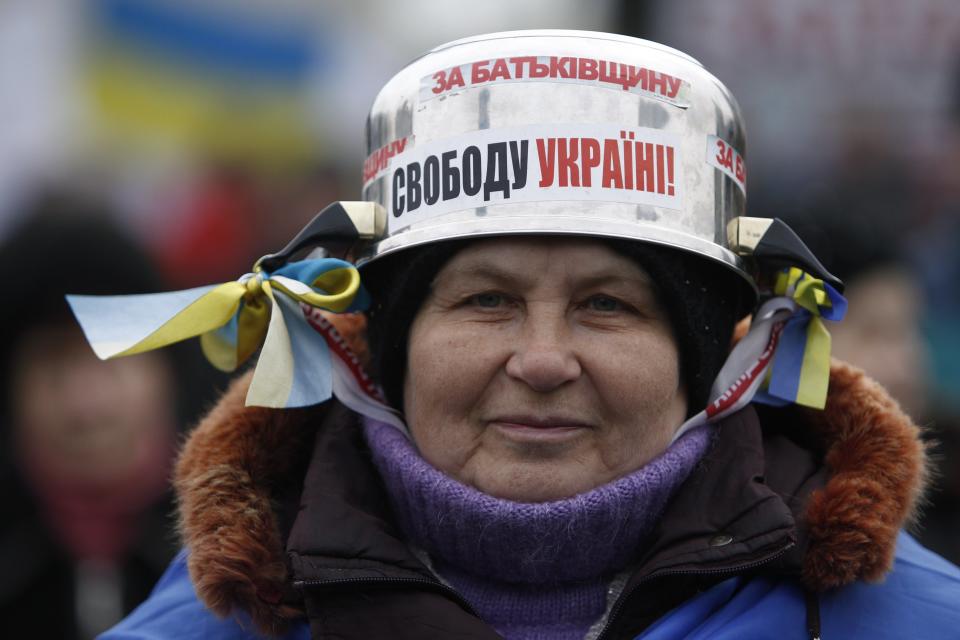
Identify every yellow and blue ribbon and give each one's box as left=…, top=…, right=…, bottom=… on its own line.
left=755, top=267, right=847, bottom=409
left=67, top=258, right=368, bottom=409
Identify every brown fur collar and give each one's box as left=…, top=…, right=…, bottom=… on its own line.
left=174, top=315, right=928, bottom=635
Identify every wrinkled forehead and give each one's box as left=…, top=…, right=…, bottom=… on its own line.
left=430, top=236, right=658, bottom=289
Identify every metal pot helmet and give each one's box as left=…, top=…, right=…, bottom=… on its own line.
left=273, top=30, right=836, bottom=303
left=343, top=30, right=840, bottom=301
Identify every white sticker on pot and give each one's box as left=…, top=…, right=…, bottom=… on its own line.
left=385, top=124, right=683, bottom=233
left=363, top=136, right=413, bottom=187
left=419, top=55, right=690, bottom=108
left=706, top=135, right=746, bottom=195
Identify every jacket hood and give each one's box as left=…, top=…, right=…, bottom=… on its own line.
left=173, top=314, right=929, bottom=636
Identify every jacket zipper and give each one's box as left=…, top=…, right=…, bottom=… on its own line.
left=295, top=541, right=794, bottom=639
left=294, top=575, right=482, bottom=618
left=594, top=540, right=796, bottom=640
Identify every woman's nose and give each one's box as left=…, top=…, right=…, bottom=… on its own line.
left=504, top=317, right=582, bottom=392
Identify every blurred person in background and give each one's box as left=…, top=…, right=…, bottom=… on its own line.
left=0, top=192, right=217, bottom=639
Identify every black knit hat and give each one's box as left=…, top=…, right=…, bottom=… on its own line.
left=364, top=239, right=749, bottom=416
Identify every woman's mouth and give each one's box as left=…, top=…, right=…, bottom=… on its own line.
left=489, top=415, right=591, bottom=443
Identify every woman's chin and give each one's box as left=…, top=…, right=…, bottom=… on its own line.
left=463, top=459, right=603, bottom=503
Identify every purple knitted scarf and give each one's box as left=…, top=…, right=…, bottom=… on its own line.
left=363, top=418, right=712, bottom=640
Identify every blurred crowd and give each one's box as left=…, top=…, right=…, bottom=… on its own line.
left=1, top=1, right=958, bottom=637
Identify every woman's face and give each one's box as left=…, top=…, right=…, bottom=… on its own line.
left=404, top=237, right=687, bottom=502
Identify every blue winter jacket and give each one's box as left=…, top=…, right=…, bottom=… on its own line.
left=102, top=532, right=960, bottom=640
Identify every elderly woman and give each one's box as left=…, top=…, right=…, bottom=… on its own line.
left=94, top=32, right=959, bottom=640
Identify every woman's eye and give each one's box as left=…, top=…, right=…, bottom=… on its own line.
left=470, top=293, right=504, bottom=308
left=586, top=295, right=622, bottom=312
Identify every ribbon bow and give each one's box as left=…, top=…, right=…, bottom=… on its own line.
left=670, top=266, right=847, bottom=444
left=68, top=258, right=372, bottom=410
left=757, top=267, right=847, bottom=409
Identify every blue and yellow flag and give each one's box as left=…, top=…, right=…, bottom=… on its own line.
left=83, top=0, right=322, bottom=164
